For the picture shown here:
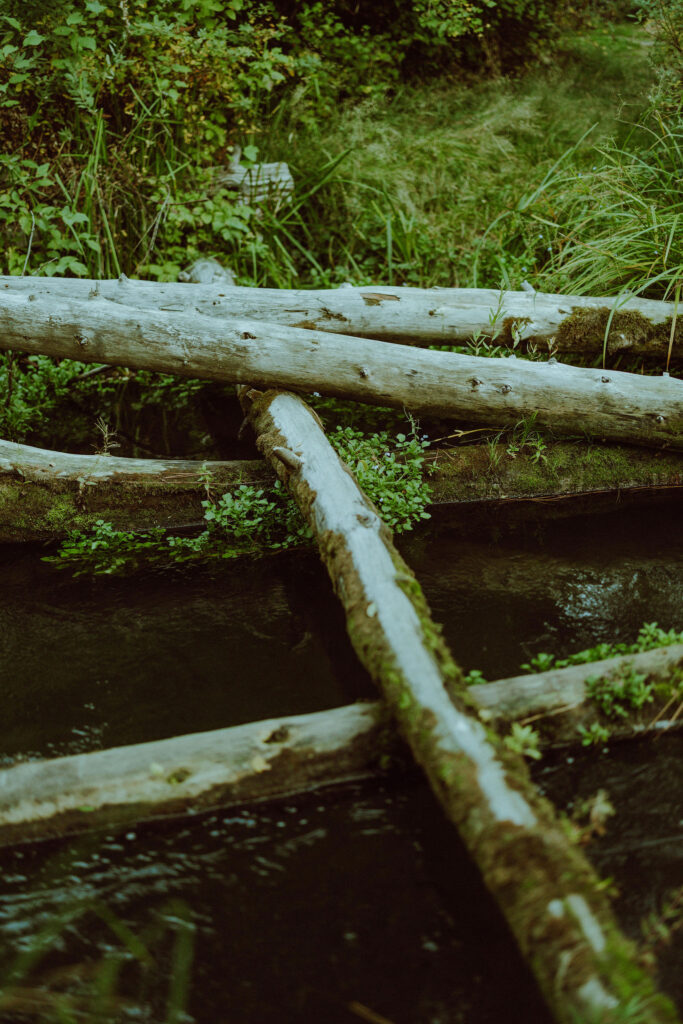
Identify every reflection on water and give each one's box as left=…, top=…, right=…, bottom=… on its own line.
left=401, top=502, right=683, bottom=678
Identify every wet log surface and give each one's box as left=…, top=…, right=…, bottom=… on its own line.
left=239, top=386, right=678, bottom=1024
left=1, top=290, right=681, bottom=450
left=1, top=275, right=680, bottom=357
left=2, top=437, right=682, bottom=542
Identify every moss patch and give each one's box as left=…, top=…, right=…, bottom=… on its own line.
left=555, top=306, right=680, bottom=357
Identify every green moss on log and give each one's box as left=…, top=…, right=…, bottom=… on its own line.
left=555, top=306, right=681, bottom=357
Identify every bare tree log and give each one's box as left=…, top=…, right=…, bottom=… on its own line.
left=1, top=275, right=679, bottom=357
left=3, top=437, right=682, bottom=542
left=240, top=386, right=678, bottom=1024
left=0, top=704, right=390, bottom=848
left=1, top=646, right=679, bottom=849
left=0, top=291, right=681, bottom=450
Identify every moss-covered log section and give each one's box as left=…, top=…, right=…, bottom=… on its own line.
left=2, top=438, right=682, bottom=542
left=473, top=644, right=683, bottom=748
left=241, top=386, right=679, bottom=1024
left=1, top=275, right=680, bottom=359
left=0, top=440, right=270, bottom=542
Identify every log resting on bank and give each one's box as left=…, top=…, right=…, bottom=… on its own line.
left=2, top=437, right=682, bottom=542
left=1, top=291, right=682, bottom=450
left=239, top=387, right=678, bottom=1024
left=0, top=645, right=680, bottom=849
left=1, top=275, right=680, bottom=358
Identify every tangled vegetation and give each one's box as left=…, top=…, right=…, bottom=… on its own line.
left=45, top=426, right=432, bottom=575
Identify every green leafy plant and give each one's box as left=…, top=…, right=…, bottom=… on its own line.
left=504, top=722, right=542, bottom=760
left=521, top=622, right=683, bottom=674
left=329, top=426, right=432, bottom=532
left=577, top=721, right=611, bottom=747
left=585, top=667, right=656, bottom=718
left=45, top=426, right=432, bottom=576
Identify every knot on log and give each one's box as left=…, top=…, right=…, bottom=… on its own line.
left=272, top=446, right=303, bottom=472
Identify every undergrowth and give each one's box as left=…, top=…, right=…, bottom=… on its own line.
left=45, top=427, right=431, bottom=575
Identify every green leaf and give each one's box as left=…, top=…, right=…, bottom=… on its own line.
left=23, top=30, right=45, bottom=46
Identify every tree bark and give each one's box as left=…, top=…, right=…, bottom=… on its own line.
left=0, top=291, right=681, bottom=450
left=240, top=386, right=678, bottom=1024
left=3, top=437, right=681, bottom=542
left=1, top=275, right=679, bottom=357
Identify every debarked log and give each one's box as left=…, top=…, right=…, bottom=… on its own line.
left=241, top=387, right=678, bottom=1024
left=1, top=275, right=680, bottom=358
left=0, top=291, right=682, bottom=450
left=1, top=646, right=680, bottom=849
left=0, top=704, right=391, bottom=848
left=2, top=437, right=682, bottom=542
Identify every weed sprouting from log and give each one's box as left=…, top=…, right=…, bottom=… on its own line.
left=520, top=623, right=683, bottom=674
left=503, top=722, right=542, bottom=761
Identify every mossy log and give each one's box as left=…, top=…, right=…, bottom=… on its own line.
left=2, top=437, right=682, bottom=542
left=240, top=386, right=678, bottom=1024
left=0, top=647, right=679, bottom=848
left=1, top=275, right=680, bottom=358
left=1, top=291, right=682, bottom=450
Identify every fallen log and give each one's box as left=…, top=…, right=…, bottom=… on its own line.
left=0, top=440, right=269, bottom=541
left=1, top=291, right=682, bottom=450
left=1, top=275, right=680, bottom=358
left=240, top=386, right=678, bottom=1024
left=1, top=647, right=679, bottom=848
left=474, top=644, right=683, bottom=747
left=2, top=437, right=682, bottom=542
left=0, top=704, right=390, bottom=849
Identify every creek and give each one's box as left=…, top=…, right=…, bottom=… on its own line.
left=0, top=501, right=681, bottom=1022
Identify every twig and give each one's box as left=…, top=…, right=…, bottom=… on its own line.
left=21, top=211, right=36, bottom=277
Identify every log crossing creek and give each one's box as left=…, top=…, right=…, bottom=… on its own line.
left=0, top=279, right=682, bottom=1024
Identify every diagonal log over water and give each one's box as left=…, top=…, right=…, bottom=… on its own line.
left=1, top=275, right=680, bottom=357
left=0, top=290, right=682, bottom=449
left=241, top=386, right=679, bottom=1024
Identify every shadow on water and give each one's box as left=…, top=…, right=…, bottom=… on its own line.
left=0, top=501, right=681, bottom=1021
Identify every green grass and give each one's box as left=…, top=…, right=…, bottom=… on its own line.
left=259, top=22, right=656, bottom=291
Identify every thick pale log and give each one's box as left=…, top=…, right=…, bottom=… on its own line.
left=0, top=291, right=681, bottom=450
left=1, top=647, right=679, bottom=848
left=0, top=704, right=389, bottom=848
left=1, top=275, right=680, bottom=357
left=3, top=438, right=682, bottom=542
left=242, top=387, right=678, bottom=1024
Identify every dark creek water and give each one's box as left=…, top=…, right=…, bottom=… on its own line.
left=0, top=501, right=682, bottom=1021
